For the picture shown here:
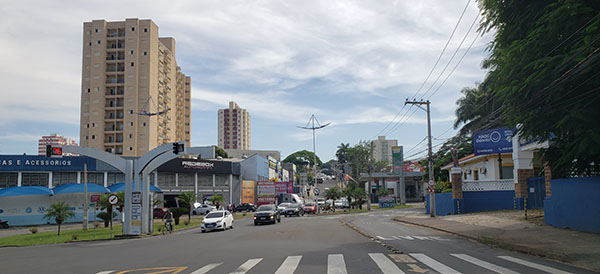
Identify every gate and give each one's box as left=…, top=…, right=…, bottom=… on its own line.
left=527, top=177, right=546, bottom=209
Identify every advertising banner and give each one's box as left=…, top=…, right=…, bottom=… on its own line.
left=392, top=146, right=404, bottom=174
left=257, top=181, right=275, bottom=206
left=275, top=182, right=293, bottom=195
left=0, top=155, right=96, bottom=172
left=242, top=180, right=255, bottom=204
left=473, top=127, right=514, bottom=155
left=404, top=161, right=424, bottom=172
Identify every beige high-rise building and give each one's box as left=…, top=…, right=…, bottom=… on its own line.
left=218, top=102, right=250, bottom=150
left=371, top=136, right=398, bottom=164
left=79, top=19, right=191, bottom=157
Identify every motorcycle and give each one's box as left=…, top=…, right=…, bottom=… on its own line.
left=0, top=219, right=9, bottom=229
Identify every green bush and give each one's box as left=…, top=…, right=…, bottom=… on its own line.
left=97, top=211, right=117, bottom=227
left=169, top=207, right=189, bottom=225
left=71, top=234, right=78, bottom=240
left=434, top=180, right=452, bottom=193
left=29, top=227, right=38, bottom=234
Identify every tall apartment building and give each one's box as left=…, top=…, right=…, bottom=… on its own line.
left=218, top=102, right=250, bottom=150
left=38, top=134, right=78, bottom=156
left=79, top=19, right=191, bottom=157
left=371, top=136, right=398, bottom=164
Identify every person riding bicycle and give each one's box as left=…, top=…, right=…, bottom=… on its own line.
left=162, top=209, right=174, bottom=232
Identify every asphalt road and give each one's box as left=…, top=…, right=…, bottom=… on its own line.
left=0, top=208, right=593, bottom=274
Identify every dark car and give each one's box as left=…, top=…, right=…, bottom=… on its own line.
left=234, top=203, right=256, bottom=212
left=284, top=203, right=304, bottom=217
left=153, top=207, right=167, bottom=219
left=253, top=204, right=281, bottom=225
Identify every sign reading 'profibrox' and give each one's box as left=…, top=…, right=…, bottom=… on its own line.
left=473, top=127, right=514, bottom=155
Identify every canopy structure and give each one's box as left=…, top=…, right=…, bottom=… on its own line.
left=52, top=183, right=111, bottom=194
left=108, top=182, right=162, bottom=193
left=0, top=186, right=53, bottom=197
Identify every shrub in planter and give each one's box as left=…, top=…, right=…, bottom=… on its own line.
left=169, top=207, right=189, bottom=225
left=29, top=227, right=38, bottom=234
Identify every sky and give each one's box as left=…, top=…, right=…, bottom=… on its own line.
left=0, top=0, right=493, bottom=162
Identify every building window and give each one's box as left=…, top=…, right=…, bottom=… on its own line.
left=131, top=27, right=135, bottom=31
left=97, top=40, right=101, bottom=44
left=92, top=135, right=95, bottom=139
left=95, top=29, right=98, bottom=33
left=87, top=88, right=90, bottom=93
left=131, top=62, right=134, bottom=66
left=85, top=136, right=88, bottom=140
left=130, top=50, right=134, bottom=55
left=144, top=28, right=147, bottom=32
left=473, top=169, right=479, bottom=180
left=143, top=51, right=147, bottom=56
left=88, top=42, right=92, bottom=46
left=130, top=122, right=133, bottom=126
left=87, top=124, right=89, bottom=128
left=128, top=134, right=132, bottom=138
left=92, top=123, right=95, bottom=127
left=142, top=122, right=146, bottom=126
left=129, top=110, right=134, bottom=114
left=129, top=147, right=133, bottom=151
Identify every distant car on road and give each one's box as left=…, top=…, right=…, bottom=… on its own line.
left=153, top=207, right=167, bottom=219
left=192, top=204, right=216, bottom=215
left=334, top=199, right=349, bottom=209
left=233, top=203, right=256, bottom=212
left=277, top=203, right=292, bottom=215
left=201, top=210, right=233, bottom=232
left=303, top=202, right=317, bottom=214
left=284, top=203, right=304, bottom=217
left=316, top=198, right=325, bottom=207
left=254, top=204, right=281, bottom=225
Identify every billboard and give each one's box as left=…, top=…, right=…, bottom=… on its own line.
left=275, top=181, right=293, bottom=195
left=257, top=181, right=276, bottom=206
left=392, top=146, right=404, bottom=175
left=404, top=161, right=424, bottom=172
left=473, top=127, right=514, bottom=155
left=242, top=180, right=255, bottom=204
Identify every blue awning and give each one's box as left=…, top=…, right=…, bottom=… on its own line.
left=107, top=182, right=162, bottom=193
left=0, top=186, right=53, bottom=197
left=52, top=183, right=111, bottom=194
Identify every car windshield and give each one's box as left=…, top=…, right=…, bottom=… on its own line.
left=257, top=205, right=274, bottom=211
left=205, top=212, right=224, bottom=218
left=278, top=203, right=291, bottom=208
left=305, top=203, right=315, bottom=206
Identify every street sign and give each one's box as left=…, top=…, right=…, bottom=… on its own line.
left=314, top=188, right=320, bottom=195
left=108, top=194, right=119, bottom=205
left=89, top=203, right=95, bottom=207
left=132, top=192, right=141, bottom=204
left=90, top=194, right=100, bottom=203
left=428, top=180, right=434, bottom=186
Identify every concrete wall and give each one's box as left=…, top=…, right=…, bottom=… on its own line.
left=544, top=177, right=600, bottom=233
left=0, top=195, right=51, bottom=226
left=463, top=190, right=515, bottom=213
left=425, top=192, right=454, bottom=216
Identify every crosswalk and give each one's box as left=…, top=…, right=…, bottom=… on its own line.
left=96, top=252, right=574, bottom=274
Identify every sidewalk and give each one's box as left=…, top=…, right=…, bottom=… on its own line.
left=394, top=209, right=600, bottom=272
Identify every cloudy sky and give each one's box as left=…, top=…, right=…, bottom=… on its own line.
left=0, top=0, right=492, bottom=161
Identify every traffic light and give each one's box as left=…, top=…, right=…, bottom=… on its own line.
left=46, top=145, right=52, bottom=157
left=172, top=142, right=184, bottom=155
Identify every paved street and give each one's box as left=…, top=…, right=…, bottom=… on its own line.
left=0, top=208, right=592, bottom=274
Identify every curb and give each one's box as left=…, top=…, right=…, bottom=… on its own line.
left=392, top=217, right=573, bottom=264
left=339, top=218, right=403, bottom=254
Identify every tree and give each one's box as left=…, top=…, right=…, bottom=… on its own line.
left=476, top=0, right=600, bottom=175
left=44, top=202, right=75, bottom=235
left=98, top=192, right=125, bottom=213
left=453, top=83, right=503, bottom=135
left=210, top=194, right=224, bottom=209
left=215, top=146, right=228, bottom=158
left=342, top=183, right=356, bottom=208
left=376, top=188, right=390, bottom=198
left=176, top=191, right=197, bottom=222
left=420, top=135, right=474, bottom=182
left=373, top=160, right=389, bottom=173
left=283, top=150, right=322, bottom=169
left=324, top=186, right=342, bottom=201
left=320, top=159, right=337, bottom=176
left=351, top=188, right=367, bottom=210
left=346, top=141, right=371, bottom=180
left=336, top=143, right=350, bottom=164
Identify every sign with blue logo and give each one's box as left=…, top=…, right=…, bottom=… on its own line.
left=0, top=155, right=96, bottom=171
left=473, top=127, right=514, bottom=155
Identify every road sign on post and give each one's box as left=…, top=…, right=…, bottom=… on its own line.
left=108, top=194, right=119, bottom=205
left=314, top=188, right=320, bottom=196
left=90, top=194, right=100, bottom=203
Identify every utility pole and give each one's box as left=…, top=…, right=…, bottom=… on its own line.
left=405, top=99, right=435, bottom=217
left=367, top=142, right=373, bottom=211
left=83, top=163, right=88, bottom=230
left=298, top=114, right=330, bottom=214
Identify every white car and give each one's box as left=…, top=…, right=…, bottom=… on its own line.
left=201, top=210, right=233, bottom=232
left=193, top=204, right=216, bottom=215
left=316, top=198, right=326, bottom=206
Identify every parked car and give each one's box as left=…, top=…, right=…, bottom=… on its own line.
left=192, top=204, right=216, bottom=215
left=153, top=207, right=168, bottom=219
left=254, top=204, right=281, bottom=225
left=316, top=198, right=325, bottom=207
left=284, top=203, right=304, bottom=217
left=334, top=199, right=349, bottom=209
left=233, top=203, right=256, bottom=212
left=277, top=203, right=292, bottom=215
left=201, top=210, right=234, bottom=232
left=303, top=202, right=317, bottom=214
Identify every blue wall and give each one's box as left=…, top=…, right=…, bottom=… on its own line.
left=426, top=192, right=454, bottom=216
left=545, top=177, right=600, bottom=233
left=463, top=190, right=515, bottom=213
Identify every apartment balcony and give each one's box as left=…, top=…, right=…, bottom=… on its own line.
left=106, top=29, right=125, bottom=38
left=105, top=65, right=125, bottom=73
left=107, top=41, right=125, bottom=49
left=106, top=53, right=125, bottom=61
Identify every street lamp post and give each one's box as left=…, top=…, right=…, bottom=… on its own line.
left=298, top=114, right=330, bottom=214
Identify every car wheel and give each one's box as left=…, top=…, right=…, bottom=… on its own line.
left=201, top=230, right=206, bottom=233
left=254, top=222, right=258, bottom=226
left=192, top=211, right=197, bottom=216
left=277, top=217, right=281, bottom=223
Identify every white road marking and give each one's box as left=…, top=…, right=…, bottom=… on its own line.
left=327, top=254, right=348, bottom=274
left=274, top=256, right=302, bottom=274
left=190, top=263, right=223, bottom=274
left=410, top=253, right=461, bottom=274
left=368, top=253, right=406, bottom=274
left=498, top=256, right=572, bottom=274
left=394, top=236, right=414, bottom=240
left=451, top=254, right=519, bottom=274
left=95, top=271, right=114, bottom=274
left=229, top=258, right=263, bottom=274
left=377, top=236, right=394, bottom=240
left=413, top=236, right=432, bottom=240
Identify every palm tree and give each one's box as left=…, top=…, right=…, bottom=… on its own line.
left=210, top=194, right=224, bottom=210
left=44, top=202, right=75, bottom=235
left=325, top=186, right=341, bottom=201
left=336, top=143, right=350, bottom=164
left=176, top=191, right=197, bottom=222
